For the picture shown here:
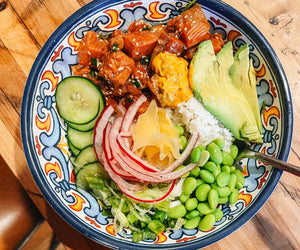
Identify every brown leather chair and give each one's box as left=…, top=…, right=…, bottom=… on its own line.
left=0, top=155, right=60, bottom=249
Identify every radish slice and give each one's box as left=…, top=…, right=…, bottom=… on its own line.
left=93, top=105, right=114, bottom=162
left=120, top=95, right=147, bottom=134
left=101, top=150, right=147, bottom=192
left=103, top=122, right=140, bottom=181
left=117, top=131, right=199, bottom=175
left=93, top=96, right=200, bottom=202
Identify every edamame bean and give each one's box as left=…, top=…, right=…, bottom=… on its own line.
left=212, top=165, right=221, bottom=179
left=234, top=169, right=245, bottom=185
left=175, top=125, right=184, bottom=136
left=190, top=147, right=202, bottom=163
left=168, top=204, right=187, bottom=219
left=184, top=216, right=201, bottom=230
left=197, top=145, right=206, bottom=151
left=208, top=189, right=219, bottom=209
left=203, top=161, right=216, bottom=173
left=213, top=138, right=225, bottom=150
left=199, top=169, right=215, bottom=184
left=216, top=172, right=231, bottom=187
left=190, top=166, right=200, bottom=178
left=215, top=186, right=231, bottom=197
left=195, top=179, right=205, bottom=188
left=218, top=196, right=229, bottom=204
left=230, top=166, right=237, bottom=173
left=230, top=144, right=239, bottom=159
left=197, top=202, right=214, bottom=215
left=182, top=177, right=197, bottom=195
left=236, top=181, right=243, bottom=189
left=195, top=183, right=211, bottom=202
left=211, top=208, right=223, bottom=221
left=185, top=198, right=198, bottom=211
left=228, top=173, right=237, bottom=191
left=229, top=189, right=239, bottom=204
left=186, top=210, right=200, bottom=219
left=207, top=142, right=223, bottom=164
left=198, top=214, right=216, bottom=231
left=180, top=193, right=190, bottom=204
left=222, top=151, right=234, bottom=166
left=181, top=135, right=188, bottom=150
left=221, top=165, right=231, bottom=173
left=234, top=169, right=245, bottom=189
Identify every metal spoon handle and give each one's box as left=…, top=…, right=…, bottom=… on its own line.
left=245, top=150, right=300, bottom=177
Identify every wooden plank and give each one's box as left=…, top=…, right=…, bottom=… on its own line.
left=0, top=2, right=40, bottom=75
left=10, top=0, right=92, bottom=46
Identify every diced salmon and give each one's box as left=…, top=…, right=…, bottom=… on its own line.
left=150, top=33, right=185, bottom=64
left=151, top=24, right=167, bottom=37
left=78, top=31, right=109, bottom=66
left=109, top=30, right=125, bottom=51
left=127, top=20, right=152, bottom=33
left=167, top=4, right=210, bottom=48
left=131, top=61, right=150, bottom=88
left=160, top=33, right=185, bottom=55
left=184, top=45, right=198, bottom=61
left=123, top=31, right=158, bottom=60
left=99, top=50, right=135, bottom=86
left=209, top=33, right=224, bottom=54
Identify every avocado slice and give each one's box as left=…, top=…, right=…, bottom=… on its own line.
left=189, top=40, right=262, bottom=143
left=230, top=44, right=262, bottom=134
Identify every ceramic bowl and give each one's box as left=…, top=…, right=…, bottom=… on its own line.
left=21, top=0, right=293, bottom=249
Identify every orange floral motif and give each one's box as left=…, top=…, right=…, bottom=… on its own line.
left=68, top=31, right=80, bottom=51
left=176, top=236, right=197, bottom=243
left=68, top=192, right=86, bottom=211
left=104, top=9, right=122, bottom=29
left=57, top=136, right=69, bottom=155
left=124, top=1, right=142, bottom=8
left=45, top=162, right=62, bottom=179
left=258, top=171, right=269, bottom=189
left=154, top=232, right=167, bottom=244
left=36, top=113, right=51, bottom=132
left=106, top=224, right=116, bottom=236
left=51, top=45, right=63, bottom=62
left=210, top=17, right=226, bottom=28
left=227, top=30, right=242, bottom=43
left=35, top=136, right=41, bottom=155
left=263, top=106, right=280, bottom=127
left=256, top=64, right=266, bottom=78
left=85, top=216, right=101, bottom=228
left=70, top=170, right=76, bottom=184
left=149, top=1, right=166, bottom=19
left=41, top=70, right=59, bottom=91
left=238, top=190, right=252, bottom=206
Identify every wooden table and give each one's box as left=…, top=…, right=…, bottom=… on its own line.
left=0, top=0, right=299, bottom=249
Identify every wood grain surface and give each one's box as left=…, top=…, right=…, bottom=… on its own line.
left=0, top=0, right=299, bottom=249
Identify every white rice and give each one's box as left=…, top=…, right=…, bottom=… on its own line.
left=171, top=97, right=233, bottom=152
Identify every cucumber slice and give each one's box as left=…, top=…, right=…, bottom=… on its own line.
left=67, top=109, right=101, bottom=132
left=67, top=126, right=94, bottom=150
left=74, top=145, right=98, bottom=173
left=68, top=141, right=80, bottom=156
left=75, top=162, right=109, bottom=190
left=55, top=76, right=105, bottom=124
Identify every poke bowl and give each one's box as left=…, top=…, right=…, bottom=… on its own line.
left=21, top=0, right=293, bottom=249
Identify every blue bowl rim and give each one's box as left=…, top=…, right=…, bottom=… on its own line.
left=21, top=0, right=293, bottom=249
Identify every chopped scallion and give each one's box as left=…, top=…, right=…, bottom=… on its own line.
left=111, top=43, right=119, bottom=52
left=148, top=220, right=165, bottom=234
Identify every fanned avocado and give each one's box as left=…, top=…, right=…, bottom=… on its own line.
left=229, top=44, right=262, bottom=134
left=189, top=40, right=262, bottom=143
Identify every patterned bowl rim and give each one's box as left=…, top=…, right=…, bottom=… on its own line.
left=21, top=0, right=293, bottom=249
